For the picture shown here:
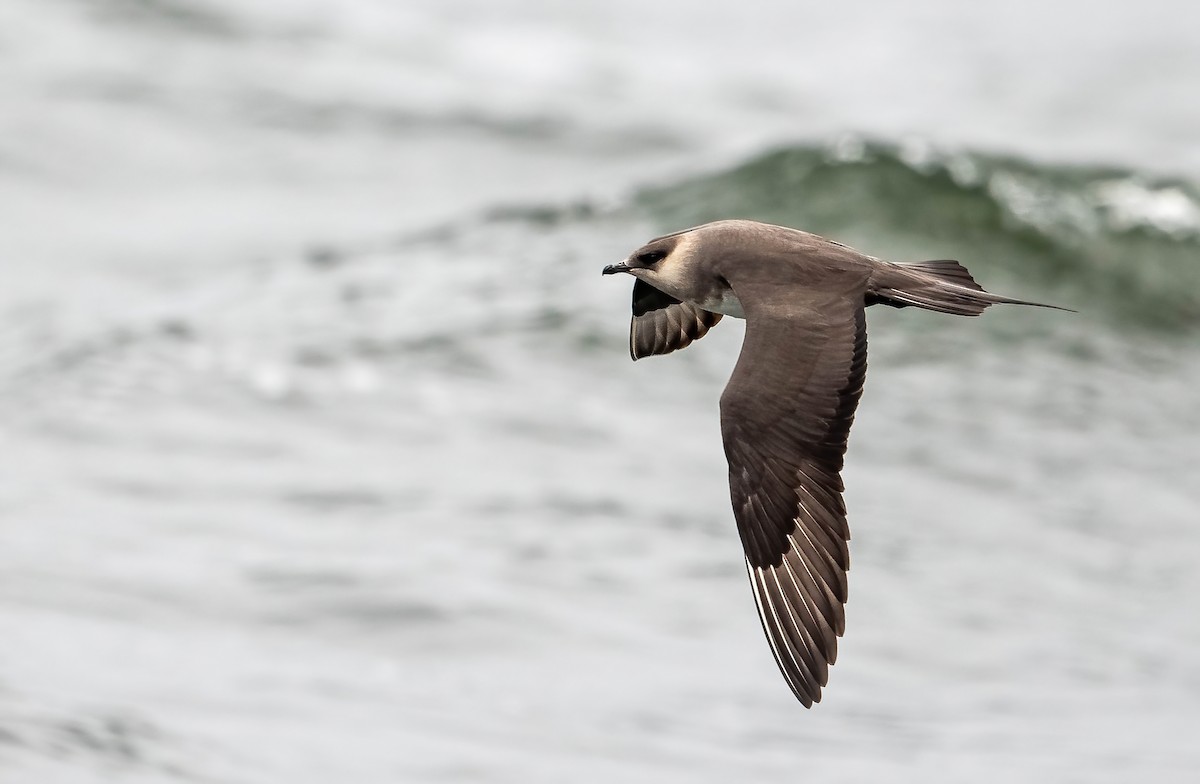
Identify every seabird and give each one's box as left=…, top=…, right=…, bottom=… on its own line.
left=602, top=219, right=1065, bottom=707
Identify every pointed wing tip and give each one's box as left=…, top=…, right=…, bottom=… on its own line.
left=789, top=682, right=821, bottom=709
left=795, top=686, right=818, bottom=708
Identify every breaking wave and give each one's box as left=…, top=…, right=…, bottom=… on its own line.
left=636, top=139, right=1200, bottom=329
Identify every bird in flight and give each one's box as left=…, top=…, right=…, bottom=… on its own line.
left=603, top=219, right=1065, bottom=707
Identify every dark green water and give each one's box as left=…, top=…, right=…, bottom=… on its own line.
left=637, top=141, right=1200, bottom=330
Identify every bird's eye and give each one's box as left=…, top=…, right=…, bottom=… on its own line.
left=636, top=250, right=667, bottom=264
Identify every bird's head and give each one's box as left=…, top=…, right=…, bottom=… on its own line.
left=603, top=221, right=770, bottom=304
left=602, top=227, right=712, bottom=302
left=602, top=237, right=676, bottom=278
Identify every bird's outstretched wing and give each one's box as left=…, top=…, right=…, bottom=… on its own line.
left=719, top=295, right=867, bottom=706
left=630, top=279, right=722, bottom=360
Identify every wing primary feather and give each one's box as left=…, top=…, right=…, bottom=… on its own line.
left=779, top=535, right=842, bottom=651
left=772, top=556, right=836, bottom=677
left=751, top=564, right=820, bottom=705
left=746, top=561, right=815, bottom=707
left=788, top=516, right=850, bottom=602
left=786, top=533, right=846, bottom=639
left=779, top=552, right=840, bottom=665
left=765, top=568, right=827, bottom=688
left=795, top=494, right=851, bottom=568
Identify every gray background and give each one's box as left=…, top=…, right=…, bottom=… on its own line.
left=2, top=1, right=1198, bottom=782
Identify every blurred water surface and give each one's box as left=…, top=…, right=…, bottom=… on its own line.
left=2, top=1, right=1199, bottom=782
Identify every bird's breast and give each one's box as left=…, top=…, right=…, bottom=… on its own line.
left=696, top=288, right=746, bottom=319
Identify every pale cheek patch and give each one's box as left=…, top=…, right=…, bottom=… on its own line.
left=642, top=233, right=697, bottom=300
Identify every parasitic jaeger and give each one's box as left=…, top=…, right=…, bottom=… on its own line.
left=602, top=219, right=1066, bottom=707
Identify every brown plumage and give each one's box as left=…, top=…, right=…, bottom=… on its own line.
left=630, top=279, right=723, bottom=360
left=603, top=219, right=1066, bottom=707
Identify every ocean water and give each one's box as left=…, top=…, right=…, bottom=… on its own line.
left=2, top=1, right=1199, bottom=782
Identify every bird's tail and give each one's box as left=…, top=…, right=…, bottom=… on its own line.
left=866, top=259, right=1071, bottom=316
